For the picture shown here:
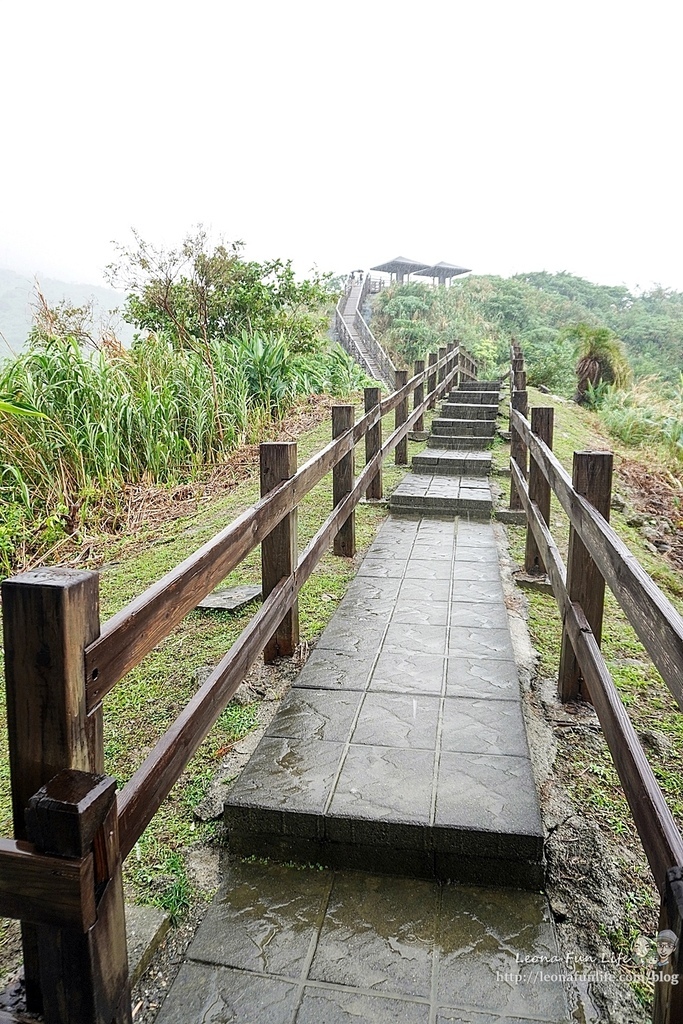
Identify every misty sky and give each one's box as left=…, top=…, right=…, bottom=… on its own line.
left=2, top=0, right=682, bottom=292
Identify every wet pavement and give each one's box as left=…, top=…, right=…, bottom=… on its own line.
left=224, top=517, right=544, bottom=889
left=390, top=382, right=500, bottom=517
left=156, top=856, right=571, bottom=1024
left=154, top=388, right=574, bottom=1021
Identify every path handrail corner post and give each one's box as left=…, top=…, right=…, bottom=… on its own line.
left=260, top=441, right=299, bottom=662
left=558, top=449, right=613, bottom=702
left=364, top=386, right=383, bottom=499
left=2, top=567, right=104, bottom=1013
left=332, top=404, right=356, bottom=557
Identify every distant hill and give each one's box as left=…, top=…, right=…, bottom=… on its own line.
left=0, top=268, right=132, bottom=357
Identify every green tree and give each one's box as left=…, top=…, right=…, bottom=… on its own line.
left=107, top=227, right=334, bottom=354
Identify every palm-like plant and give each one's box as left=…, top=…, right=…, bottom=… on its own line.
left=564, top=323, right=631, bottom=403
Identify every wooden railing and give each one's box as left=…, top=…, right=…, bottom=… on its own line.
left=509, top=343, right=683, bottom=1024
left=0, top=344, right=475, bottom=1023
left=334, top=274, right=396, bottom=388
left=353, top=275, right=396, bottom=388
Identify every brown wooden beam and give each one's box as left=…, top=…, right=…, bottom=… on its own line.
left=332, top=405, right=355, bottom=558
left=558, top=451, right=613, bottom=702
left=260, top=442, right=299, bottom=662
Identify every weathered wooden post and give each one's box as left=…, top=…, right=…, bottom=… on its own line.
left=438, top=346, right=447, bottom=385
left=413, top=360, right=425, bottom=432
left=654, top=867, right=683, bottom=1023
left=509, top=389, right=528, bottom=510
left=394, top=369, right=409, bottom=465
left=332, top=405, right=355, bottom=557
left=2, top=568, right=103, bottom=1013
left=524, top=407, right=554, bottom=572
left=427, top=352, right=437, bottom=407
left=26, top=770, right=131, bottom=1024
left=446, top=342, right=456, bottom=390
left=558, top=450, right=613, bottom=702
left=260, top=442, right=299, bottom=661
left=364, top=386, right=383, bottom=499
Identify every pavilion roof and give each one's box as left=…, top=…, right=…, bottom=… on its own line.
left=414, top=261, right=471, bottom=278
left=370, top=256, right=430, bottom=275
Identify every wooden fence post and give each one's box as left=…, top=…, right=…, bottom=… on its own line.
left=332, top=405, right=355, bottom=557
left=654, top=867, right=683, bottom=1023
left=364, top=386, right=383, bottom=499
left=413, top=360, right=425, bottom=432
left=260, top=442, right=299, bottom=662
left=558, top=450, right=613, bottom=702
left=427, top=352, right=437, bottom=407
left=2, top=568, right=102, bottom=1013
left=509, top=390, right=528, bottom=510
left=26, top=770, right=131, bottom=1024
left=394, top=369, right=408, bottom=465
left=438, top=346, right=447, bottom=385
left=524, top=407, right=554, bottom=573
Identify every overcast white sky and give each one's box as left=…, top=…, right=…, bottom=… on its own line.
left=1, top=0, right=682, bottom=292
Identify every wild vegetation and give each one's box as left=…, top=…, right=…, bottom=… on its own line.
left=370, top=272, right=683, bottom=467
left=370, top=271, right=683, bottom=388
left=0, top=232, right=369, bottom=575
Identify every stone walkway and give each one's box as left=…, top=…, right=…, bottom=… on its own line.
left=155, top=378, right=576, bottom=1022
left=390, top=381, right=500, bottom=517
left=224, top=517, right=543, bottom=889
left=156, top=856, right=570, bottom=1024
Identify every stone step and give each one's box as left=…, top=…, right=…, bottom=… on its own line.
left=445, top=391, right=500, bottom=406
left=455, top=380, right=501, bottom=390
left=427, top=434, right=492, bottom=450
left=223, top=516, right=542, bottom=887
left=389, top=475, right=493, bottom=518
left=432, top=417, right=497, bottom=437
left=440, top=403, right=499, bottom=420
left=413, top=450, right=492, bottom=477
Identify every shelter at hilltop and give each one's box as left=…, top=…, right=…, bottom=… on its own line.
left=370, top=256, right=429, bottom=284
left=415, top=261, right=471, bottom=287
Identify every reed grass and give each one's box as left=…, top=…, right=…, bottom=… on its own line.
left=0, top=331, right=369, bottom=573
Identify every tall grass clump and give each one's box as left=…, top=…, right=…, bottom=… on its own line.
left=0, top=331, right=369, bottom=573
left=599, top=376, right=683, bottom=458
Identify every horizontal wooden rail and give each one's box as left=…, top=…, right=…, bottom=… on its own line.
left=85, top=349, right=458, bottom=706
left=511, top=459, right=683, bottom=890
left=0, top=840, right=95, bottom=931
left=511, top=408, right=683, bottom=712
left=117, top=353, right=463, bottom=852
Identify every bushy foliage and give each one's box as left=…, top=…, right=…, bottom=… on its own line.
left=107, top=228, right=335, bottom=355
left=599, top=377, right=683, bottom=457
left=0, top=234, right=367, bottom=573
left=371, top=270, right=683, bottom=394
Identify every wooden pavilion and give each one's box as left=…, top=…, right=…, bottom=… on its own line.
left=414, top=261, right=471, bottom=287
left=370, top=256, right=430, bottom=285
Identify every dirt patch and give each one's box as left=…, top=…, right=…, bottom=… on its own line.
left=618, top=458, right=683, bottom=569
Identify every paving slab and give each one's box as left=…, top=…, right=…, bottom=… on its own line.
left=156, top=858, right=571, bottom=1024
left=439, top=403, right=499, bottom=420
left=412, top=449, right=492, bottom=476
left=390, top=476, right=493, bottom=518
left=432, top=419, right=497, bottom=436
left=225, top=516, right=543, bottom=886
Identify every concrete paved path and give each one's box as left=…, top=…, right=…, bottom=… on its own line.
left=156, top=512, right=575, bottom=1022
left=157, top=856, right=571, bottom=1024
left=390, top=382, right=501, bottom=517
left=225, top=516, right=543, bottom=890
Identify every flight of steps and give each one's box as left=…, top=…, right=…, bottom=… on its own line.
left=390, top=380, right=501, bottom=518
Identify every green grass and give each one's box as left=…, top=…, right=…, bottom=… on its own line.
left=502, top=388, right=683, bottom=997
left=0, top=395, right=430, bottom=915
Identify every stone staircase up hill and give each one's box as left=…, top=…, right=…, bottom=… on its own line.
left=390, top=380, right=501, bottom=518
